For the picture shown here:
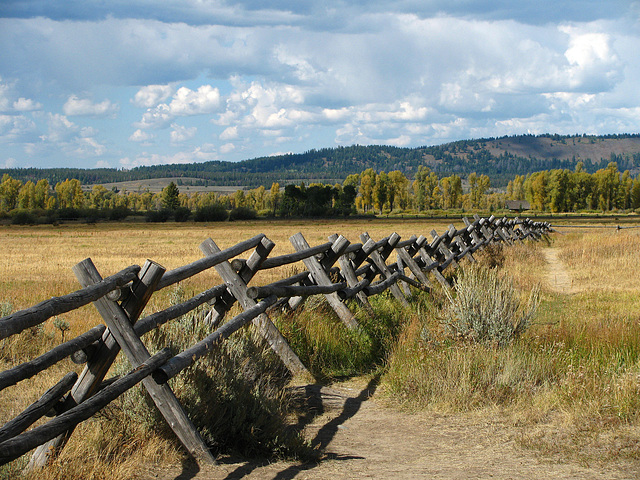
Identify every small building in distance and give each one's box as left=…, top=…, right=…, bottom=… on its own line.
left=505, top=200, right=531, bottom=211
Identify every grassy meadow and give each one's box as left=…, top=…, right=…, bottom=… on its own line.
left=384, top=222, right=640, bottom=465
left=1, top=217, right=640, bottom=477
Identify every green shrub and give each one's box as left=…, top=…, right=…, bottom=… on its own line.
left=56, top=207, right=81, bottom=220
left=10, top=210, right=36, bottom=225
left=108, top=207, right=131, bottom=221
left=172, top=206, right=191, bottom=222
left=229, top=206, right=257, bottom=221
left=274, top=292, right=410, bottom=380
left=145, top=209, right=171, bottom=223
left=194, top=205, right=228, bottom=222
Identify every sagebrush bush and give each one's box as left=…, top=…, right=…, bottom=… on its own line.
left=444, top=263, right=539, bottom=347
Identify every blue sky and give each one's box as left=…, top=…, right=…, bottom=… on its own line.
left=1, top=1, right=640, bottom=169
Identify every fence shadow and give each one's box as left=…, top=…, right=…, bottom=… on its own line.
left=217, top=375, right=380, bottom=480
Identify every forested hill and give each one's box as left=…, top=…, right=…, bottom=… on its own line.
left=4, top=133, right=640, bottom=188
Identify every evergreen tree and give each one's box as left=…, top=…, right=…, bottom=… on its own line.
left=162, top=182, right=181, bottom=210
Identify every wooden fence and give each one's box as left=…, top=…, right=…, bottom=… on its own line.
left=0, top=215, right=550, bottom=468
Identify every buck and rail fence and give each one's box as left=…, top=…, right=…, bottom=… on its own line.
left=0, top=214, right=550, bottom=469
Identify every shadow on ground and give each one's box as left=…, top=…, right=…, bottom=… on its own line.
left=170, top=375, right=380, bottom=480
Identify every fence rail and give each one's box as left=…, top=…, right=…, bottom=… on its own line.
left=0, top=215, right=550, bottom=469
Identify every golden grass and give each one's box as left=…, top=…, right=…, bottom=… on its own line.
left=558, top=227, right=640, bottom=291
left=0, top=219, right=453, bottom=333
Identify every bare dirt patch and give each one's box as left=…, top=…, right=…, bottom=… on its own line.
left=132, top=378, right=637, bottom=480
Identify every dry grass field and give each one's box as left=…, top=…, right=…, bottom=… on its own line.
left=0, top=218, right=453, bottom=334
left=2, top=218, right=640, bottom=478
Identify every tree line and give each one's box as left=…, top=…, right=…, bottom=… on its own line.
left=3, top=134, right=640, bottom=189
left=1, top=161, right=639, bottom=223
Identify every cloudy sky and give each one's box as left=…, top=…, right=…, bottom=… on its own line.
left=1, top=1, right=640, bottom=169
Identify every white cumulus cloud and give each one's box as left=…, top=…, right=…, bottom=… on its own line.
left=135, top=85, right=222, bottom=130
left=170, top=123, right=197, bottom=143
left=63, top=95, right=118, bottom=117
left=13, top=98, right=42, bottom=111
left=132, top=84, right=174, bottom=108
left=129, top=129, right=154, bottom=142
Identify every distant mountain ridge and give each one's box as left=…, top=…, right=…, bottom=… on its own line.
left=3, top=133, right=640, bottom=188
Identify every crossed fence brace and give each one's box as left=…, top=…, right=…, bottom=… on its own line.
left=0, top=216, right=550, bottom=468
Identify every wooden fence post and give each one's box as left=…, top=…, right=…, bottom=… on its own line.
left=28, top=260, right=175, bottom=469
left=71, top=258, right=215, bottom=465
left=395, top=241, right=432, bottom=289
left=449, top=225, right=476, bottom=263
left=360, top=232, right=409, bottom=306
left=200, top=238, right=310, bottom=377
left=289, top=233, right=359, bottom=329
left=329, top=234, right=375, bottom=316
left=204, top=236, right=276, bottom=326
left=462, top=217, right=484, bottom=250
left=475, top=216, right=495, bottom=244
left=416, top=242, right=451, bottom=289
left=430, top=230, right=459, bottom=270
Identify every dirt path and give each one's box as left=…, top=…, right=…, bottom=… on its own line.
left=135, top=378, right=637, bottom=480
left=543, top=247, right=577, bottom=294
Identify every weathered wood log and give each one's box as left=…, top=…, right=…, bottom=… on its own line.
left=153, top=296, right=278, bottom=384
left=329, top=234, right=374, bottom=315
left=398, top=273, right=430, bottom=292
left=430, top=230, right=459, bottom=270
left=259, top=241, right=332, bottom=270
left=0, top=372, right=78, bottom=444
left=393, top=237, right=418, bottom=295
left=394, top=254, right=412, bottom=297
left=363, top=271, right=401, bottom=296
left=290, top=233, right=359, bottom=329
left=360, top=232, right=409, bottom=306
left=320, top=235, right=350, bottom=271
left=157, top=234, right=265, bottom=290
left=29, top=260, right=166, bottom=470
left=342, top=242, right=364, bottom=255
left=70, top=340, right=100, bottom=364
left=72, top=258, right=215, bottom=465
left=396, top=236, right=417, bottom=249
left=449, top=225, right=475, bottom=263
left=134, top=284, right=227, bottom=337
left=230, top=240, right=352, bottom=273
left=206, top=236, right=276, bottom=326
left=478, top=220, right=495, bottom=244
left=395, top=245, right=432, bottom=289
left=0, top=265, right=139, bottom=341
left=247, top=282, right=347, bottom=300
left=270, top=270, right=314, bottom=287
left=351, top=237, right=388, bottom=269
left=463, top=217, right=484, bottom=251
left=337, top=278, right=371, bottom=300
left=0, top=349, right=171, bottom=466
left=416, top=245, right=450, bottom=289
left=0, top=325, right=105, bottom=391
left=201, top=238, right=310, bottom=377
